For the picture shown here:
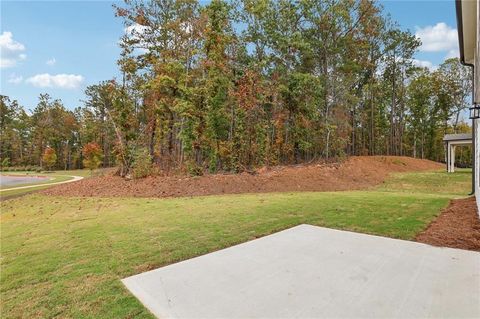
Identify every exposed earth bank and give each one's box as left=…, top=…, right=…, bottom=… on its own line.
left=43, top=156, right=443, bottom=198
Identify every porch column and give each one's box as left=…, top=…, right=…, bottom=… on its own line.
left=447, top=143, right=450, bottom=172
left=451, top=145, right=456, bottom=173
left=447, top=142, right=452, bottom=173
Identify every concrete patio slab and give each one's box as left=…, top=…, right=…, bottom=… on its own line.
left=122, top=224, right=480, bottom=319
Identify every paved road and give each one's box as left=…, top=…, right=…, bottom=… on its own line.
left=0, top=175, right=83, bottom=192
left=0, top=175, right=51, bottom=187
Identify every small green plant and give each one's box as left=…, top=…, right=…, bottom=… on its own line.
left=1, top=158, right=10, bottom=168
left=132, top=148, right=152, bottom=179
left=392, top=159, right=407, bottom=166
left=187, top=161, right=203, bottom=176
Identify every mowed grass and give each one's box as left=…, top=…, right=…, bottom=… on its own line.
left=379, top=168, right=472, bottom=196
left=0, top=169, right=471, bottom=318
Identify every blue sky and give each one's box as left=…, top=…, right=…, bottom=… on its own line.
left=1, top=0, right=459, bottom=111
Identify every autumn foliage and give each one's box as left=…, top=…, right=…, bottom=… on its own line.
left=82, top=142, right=103, bottom=172
left=0, top=1, right=474, bottom=176
left=42, top=147, right=57, bottom=171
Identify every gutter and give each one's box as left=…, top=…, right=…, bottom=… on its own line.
left=455, top=0, right=474, bottom=67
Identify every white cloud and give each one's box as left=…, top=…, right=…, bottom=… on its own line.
left=415, top=22, right=458, bottom=52
left=0, top=32, right=25, bottom=51
left=2, top=59, right=18, bottom=68
left=445, top=49, right=459, bottom=60
left=412, top=59, right=437, bottom=71
left=7, top=73, right=23, bottom=84
left=26, top=73, right=84, bottom=89
left=125, top=23, right=149, bottom=38
left=0, top=31, right=27, bottom=68
left=123, top=23, right=150, bottom=53
left=46, top=58, right=56, bottom=66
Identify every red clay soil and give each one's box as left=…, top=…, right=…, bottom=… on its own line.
left=43, top=156, right=442, bottom=198
left=416, top=197, right=480, bottom=252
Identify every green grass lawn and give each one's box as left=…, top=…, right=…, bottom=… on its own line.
left=0, top=169, right=471, bottom=318
left=378, top=168, right=472, bottom=196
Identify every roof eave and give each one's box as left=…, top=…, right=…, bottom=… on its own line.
left=455, top=0, right=474, bottom=67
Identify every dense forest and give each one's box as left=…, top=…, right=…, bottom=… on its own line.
left=0, top=0, right=473, bottom=177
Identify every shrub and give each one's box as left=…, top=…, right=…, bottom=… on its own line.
left=187, top=161, right=203, bottom=176
left=82, top=142, right=103, bottom=174
left=1, top=158, right=10, bottom=168
left=132, top=148, right=152, bottom=179
left=42, top=147, right=57, bottom=171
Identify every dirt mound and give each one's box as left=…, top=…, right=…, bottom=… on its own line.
left=416, top=197, right=480, bottom=251
left=43, top=156, right=442, bottom=198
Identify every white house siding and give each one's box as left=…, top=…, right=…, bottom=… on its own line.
left=476, top=3, right=480, bottom=214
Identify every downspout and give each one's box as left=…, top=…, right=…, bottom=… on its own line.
left=472, top=112, right=476, bottom=196
left=455, top=0, right=476, bottom=195
left=468, top=69, right=476, bottom=195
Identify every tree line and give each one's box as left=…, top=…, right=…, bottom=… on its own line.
left=0, top=0, right=473, bottom=176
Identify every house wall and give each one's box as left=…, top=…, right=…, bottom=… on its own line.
left=476, top=3, right=480, bottom=214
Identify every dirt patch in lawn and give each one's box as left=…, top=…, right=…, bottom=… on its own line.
left=416, top=196, right=480, bottom=251
left=43, top=156, right=442, bottom=198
